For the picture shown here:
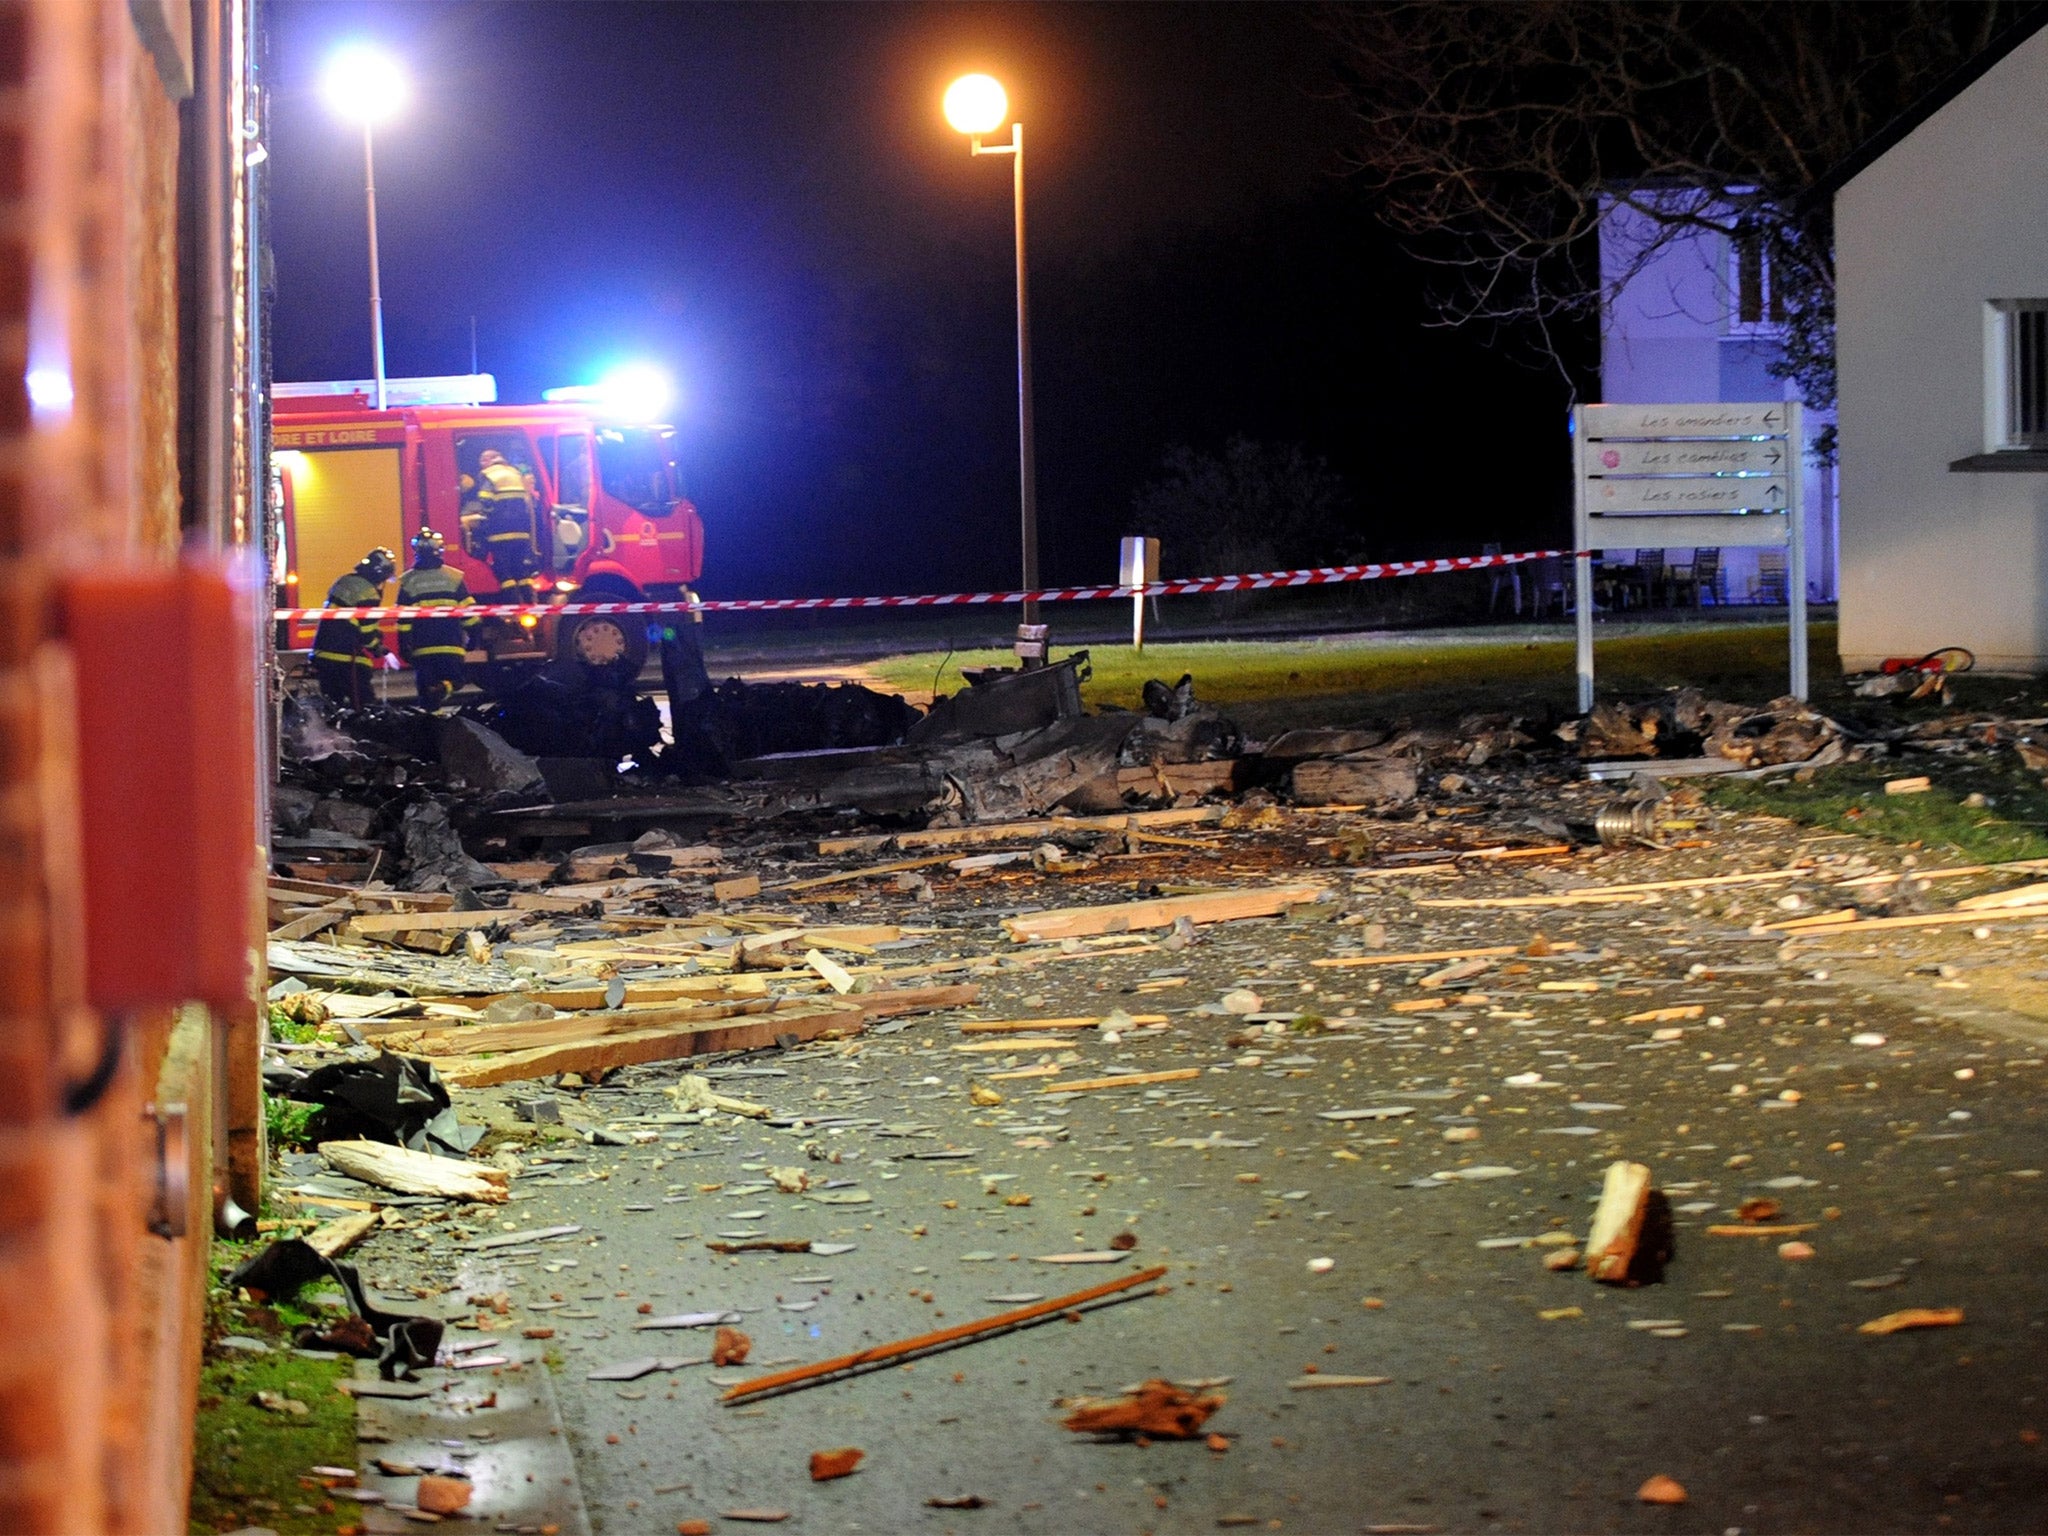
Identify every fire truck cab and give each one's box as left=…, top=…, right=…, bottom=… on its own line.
left=273, top=374, right=704, bottom=687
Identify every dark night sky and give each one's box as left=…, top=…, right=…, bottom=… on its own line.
left=268, top=1, right=1575, bottom=600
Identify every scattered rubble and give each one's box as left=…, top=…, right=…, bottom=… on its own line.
left=1062, top=1379, right=1225, bottom=1438
left=251, top=661, right=2048, bottom=1532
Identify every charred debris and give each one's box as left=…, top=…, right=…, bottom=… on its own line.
left=275, top=655, right=2048, bottom=894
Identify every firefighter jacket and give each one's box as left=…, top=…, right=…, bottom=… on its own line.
left=396, top=563, right=478, bottom=662
left=477, top=461, right=540, bottom=576
left=312, top=572, right=385, bottom=667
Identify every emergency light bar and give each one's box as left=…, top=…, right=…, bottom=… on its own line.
left=274, top=373, right=498, bottom=406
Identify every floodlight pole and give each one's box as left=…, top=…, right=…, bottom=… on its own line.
left=971, top=123, right=1041, bottom=651
left=362, top=122, right=388, bottom=410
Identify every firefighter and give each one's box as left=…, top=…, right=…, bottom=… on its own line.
left=396, top=529, right=477, bottom=706
left=475, top=447, right=540, bottom=600
left=310, top=547, right=396, bottom=708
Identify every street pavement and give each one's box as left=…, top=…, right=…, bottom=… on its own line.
left=354, top=803, right=2048, bottom=1535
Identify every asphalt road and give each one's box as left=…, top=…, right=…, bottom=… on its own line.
left=359, top=802, right=2048, bottom=1536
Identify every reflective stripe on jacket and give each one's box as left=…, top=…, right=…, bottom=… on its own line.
left=312, top=572, right=384, bottom=665
left=478, top=461, right=538, bottom=553
left=396, top=564, right=476, bottom=660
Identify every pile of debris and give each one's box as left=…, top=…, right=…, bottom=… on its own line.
left=1560, top=688, right=1848, bottom=772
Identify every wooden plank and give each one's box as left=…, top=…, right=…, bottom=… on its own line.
left=319, top=1140, right=509, bottom=1203
left=1766, top=907, right=2048, bottom=936
left=471, top=975, right=771, bottom=1012
left=818, top=807, right=1227, bottom=858
left=268, top=878, right=456, bottom=910
left=1833, top=857, right=2048, bottom=890
left=1042, top=1068, right=1201, bottom=1093
left=435, top=1005, right=865, bottom=1089
left=720, top=1267, right=1169, bottom=1403
left=348, top=909, right=512, bottom=936
left=1417, top=892, right=1658, bottom=909
left=505, top=891, right=605, bottom=914
left=1560, top=868, right=1808, bottom=896
left=269, top=901, right=352, bottom=943
left=954, top=1036, right=1080, bottom=1052
left=1002, top=883, right=1328, bottom=943
left=959, top=1014, right=1168, bottom=1034
left=1310, top=944, right=1526, bottom=970
left=839, top=984, right=980, bottom=1019
left=769, top=855, right=959, bottom=894
left=305, top=1209, right=382, bottom=1259
left=382, top=999, right=778, bottom=1057
left=1956, top=879, right=2048, bottom=911
left=1126, top=830, right=1225, bottom=851
left=1418, top=867, right=1810, bottom=910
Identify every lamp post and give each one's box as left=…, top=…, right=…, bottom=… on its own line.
left=944, top=73, right=1044, bottom=663
left=321, top=44, right=408, bottom=410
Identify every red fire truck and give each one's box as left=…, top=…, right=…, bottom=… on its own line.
left=273, top=375, right=704, bottom=686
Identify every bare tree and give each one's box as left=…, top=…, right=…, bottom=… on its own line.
left=1328, top=2, right=2013, bottom=424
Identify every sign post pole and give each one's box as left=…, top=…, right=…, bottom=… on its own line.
left=1572, top=406, right=1595, bottom=714
left=1119, top=536, right=1158, bottom=653
left=1787, top=401, right=1808, bottom=701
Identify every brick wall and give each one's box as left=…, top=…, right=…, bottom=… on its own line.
left=0, top=2, right=252, bottom=1531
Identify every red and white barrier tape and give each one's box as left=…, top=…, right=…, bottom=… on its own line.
left=275, top=548, right=1571, bottom=623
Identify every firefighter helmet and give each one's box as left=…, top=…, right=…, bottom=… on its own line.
left=356, top=546, right=397, bottom=585
left=410, top=528, right=446, bottom=561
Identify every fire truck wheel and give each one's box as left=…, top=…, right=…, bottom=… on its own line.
left=557, top=612, right=650, bottom=685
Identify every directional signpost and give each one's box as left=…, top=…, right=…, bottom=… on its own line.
left=1572, top=401, right=1806, bottom=712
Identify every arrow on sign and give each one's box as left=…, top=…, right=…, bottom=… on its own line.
left=1764, top=447, right=1783, bottom=466
left=1762, top=409, right=1783, bottom=427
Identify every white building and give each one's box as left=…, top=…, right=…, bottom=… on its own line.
left=1834, top=21, right=2048, bottom=672
left=1597, top=197, right=1838, bottom=602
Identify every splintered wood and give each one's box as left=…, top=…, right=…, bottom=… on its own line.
left=1062, top=1379, right=1224, bottom=1438
left=1583, top=1160, right=1653, bottom=1284
left=319, top=1140, right=509, bottom=1203
left=1002, top=883, right=1328, bottom=942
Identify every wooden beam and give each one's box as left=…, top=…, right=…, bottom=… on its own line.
left=1310, top=945, right=1525, bottom=970
left=1042, top=1068, right=1201, bottom=1093
left=839, top=984, right=981, bottom=1019
left=267, top=878, right=456, bottom=910
left=818, top=806, right=1226, bottom=858
left=1002, top=883, right=1328, bottom=943
left=1767, top=907, right=2048, bottom=937
left=434, top=1004, right=865, bottom=1088
left=269, top=901, right=352, bottom=942
left=959, top=1014, right=1167, bottom=1034
left=773, top=855, right=962, bottom=894
left=721, top=1266, right=1169, bottom=1402
left=348, top=909, right=511, bottom=936
left=381, top=999, right=779, bottom=1057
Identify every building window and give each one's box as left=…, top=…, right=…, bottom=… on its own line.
left=1988, top=300, right=2048, bottom=451
left=1730, top=228, right=1786, bottom=328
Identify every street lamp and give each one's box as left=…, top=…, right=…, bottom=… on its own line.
left=321, top=43, right=408, bottom=410
left=944, top=73, right=1044, bottom=663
